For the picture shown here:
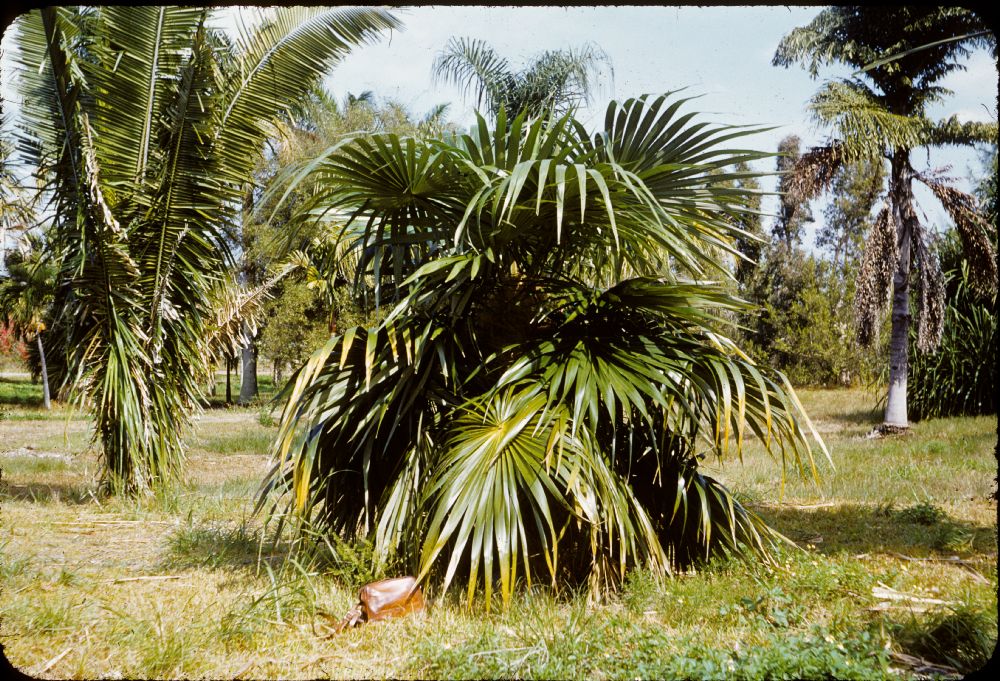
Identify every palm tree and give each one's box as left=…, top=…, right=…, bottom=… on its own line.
left=256, top=95, right=828, bottom=605
left=0, top=232, right=56, bottom=409
left=773, top=6, right=997, bottom=431
left=10, top=6, right=399, bottom=494
left=433, top=37, right=611, bottom=119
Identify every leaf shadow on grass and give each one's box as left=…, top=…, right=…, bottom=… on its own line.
left=0, top=480, right=96, bottom=505
left=754, top=503, right=997, bottom=558
left=159, top=522, right=289, bottom=574
left=831, top=406, right=883, bottom=428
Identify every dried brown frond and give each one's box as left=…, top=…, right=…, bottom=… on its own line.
left=918, top=176, right=998, bottom=297
left=206, top=263, right=298, bottom=361
left=913, top=228, right=945, bottom=354
left=854, top=205, right=897, bottom=347
left=787, top=143, right=845, bottom=205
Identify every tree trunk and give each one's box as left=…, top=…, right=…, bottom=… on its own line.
left=36, top=333, right=51, bottom=410
left=238, top=325, right=258, bottom=405
left=884, top=152, right=915, bottom=428
left=225, top=355, right=233, bottom=405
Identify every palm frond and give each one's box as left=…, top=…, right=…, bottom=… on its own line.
left=216, top=6, right=400, bottom=189
left=433, top=37, right=514, bottom=117
left=85, top=7, right=205, bottom=192
left=916, top=175, right=998, bottom=297
left=418, top=387, right=668, bottom=606
left=205, top=262, right=298, bottom=361
left=786, top=143, right=845, bottom=205
left=809, top=80, right=926, bottom=159
left=924, top=116, right=998, bottom=147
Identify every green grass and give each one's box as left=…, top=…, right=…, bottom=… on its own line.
left=0, top=373, right=45, bottom=407
left=193, top=429, right=275, bottom=456
left=0, top=385, right=995, bottom=679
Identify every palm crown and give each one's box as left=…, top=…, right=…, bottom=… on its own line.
left=259, top=96, right=828, bottom=604
left=11, top=6, right=399, bottom=493
left=773, top=6, right=996, bottom=429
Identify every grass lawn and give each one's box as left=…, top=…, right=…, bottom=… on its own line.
left=1, top=378, right=996, bottom=679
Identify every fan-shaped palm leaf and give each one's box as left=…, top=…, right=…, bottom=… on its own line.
left=258, top=93, right=827, bottom=603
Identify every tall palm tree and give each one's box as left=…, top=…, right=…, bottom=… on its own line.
left=433, top=37, right=611, bottom=119
left=256, top=95, right=828, bottom=605
left=773, top=6, right=997, bottom=431
left=10, top=6, right=399, bottom=494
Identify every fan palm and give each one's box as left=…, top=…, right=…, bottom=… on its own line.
left=773, top=6, right=997, bottom=430
left=10, top=6, right=399, bottom=494
left=434, top=37, right=610, bottom=119
left=257, top=95, right=829, bottom=605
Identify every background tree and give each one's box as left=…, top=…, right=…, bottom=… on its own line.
left=239, top=88, right=458, bottom=398
left=772, top=135, right=813, bottom=251
left=719, top=161, right=765, bottom=286
left=257, top=95, right=827, bottom=604
left=433, top=37, right=611, bottom=119
left=11, top=6, right=399, bottom=493
left=0, top=232, right=55, bottom=408
left=774, top=6, right=997, bottom=431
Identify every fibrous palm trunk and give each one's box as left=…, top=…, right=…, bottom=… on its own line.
left=885, top=150, right=915, bottom=428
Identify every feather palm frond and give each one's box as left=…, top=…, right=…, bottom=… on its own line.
left=10, top=5, right=399, bottom=493
left=809, top=81, right=926, bottom=159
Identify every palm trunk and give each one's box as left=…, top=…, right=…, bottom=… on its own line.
left=225, top=355, right=233, bottom=404
left=238, top=324, right=258, bottom=405
left=884, top=152, right=914, bottom=428
left=36, top=332, right=51, bottom=410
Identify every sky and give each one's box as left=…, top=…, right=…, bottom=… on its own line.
left=3, top=5, right=998, bottom=251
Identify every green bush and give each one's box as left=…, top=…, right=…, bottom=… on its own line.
left=741, top=246, right=883, bottom=387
